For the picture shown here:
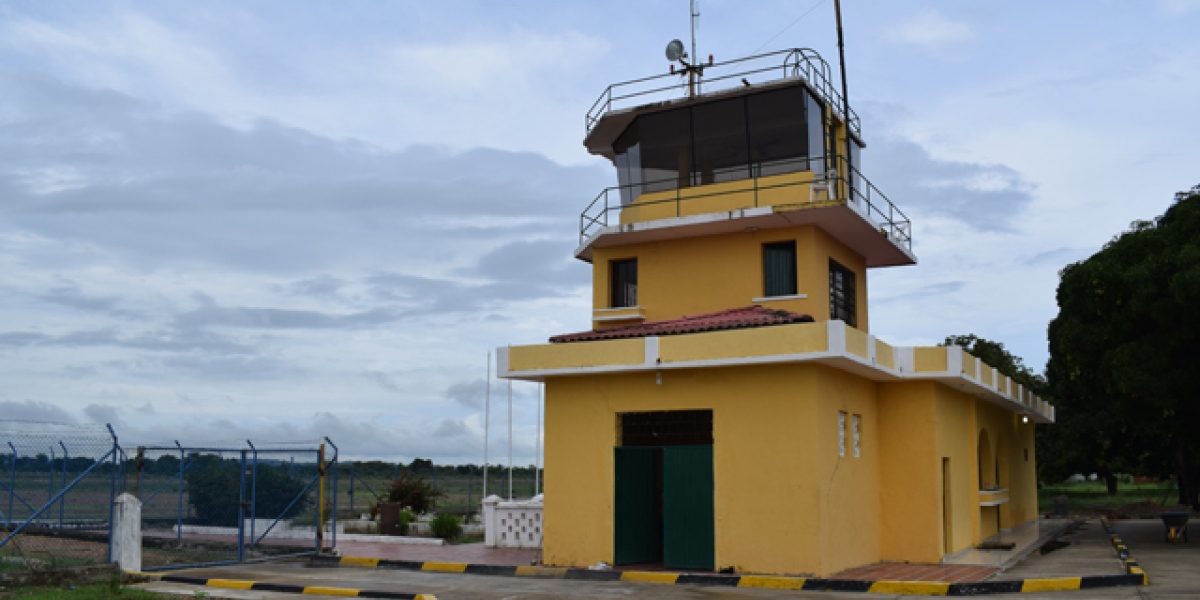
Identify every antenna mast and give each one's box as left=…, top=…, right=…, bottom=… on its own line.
left=834, top=0, right=853, bottom=190
left=689, top=0, right=700, bottom=96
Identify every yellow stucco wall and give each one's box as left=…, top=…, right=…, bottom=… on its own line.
left=814, top=367, right=881, bottom=575
left=539, top=359, right=1042, bottom=576
left=507, top=338, right=643, bottom=371
left=618, top=171, right=819, bottom=225
left=592, top=225, right=870, bottom=331
left=541, top=364, right=830, bottom=575
left=658, top=322, right=826, bottom=363
left=877, top=382, right=941, bottom=563
left=914, top=347, right=948, bottom=372
left=934, top=384, right=978, bottom=554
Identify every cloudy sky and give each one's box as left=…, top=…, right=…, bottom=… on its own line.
left=1, top=0, right=1197, bottom=462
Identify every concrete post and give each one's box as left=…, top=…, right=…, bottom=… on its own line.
left=482, top=495, right=501, bottom=548
left=112, top=493, right=141, bottom=572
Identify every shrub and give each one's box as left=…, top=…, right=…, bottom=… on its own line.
left=399, top=508, right=416, bottom=535
left=430, top=513, right=462, bottom=541
left=387, top=472, right=443, bottom=514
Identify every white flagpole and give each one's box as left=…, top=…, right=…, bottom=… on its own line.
left=535, top=382, right=542, bottom=496
left=507, top=379, right=513, bottom=501
left=483, top=351, right=490, bottom=500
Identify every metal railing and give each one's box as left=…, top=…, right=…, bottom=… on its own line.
left=585, top=49, right=860, bottom=139
left=579, top=155, right=912, bottom=253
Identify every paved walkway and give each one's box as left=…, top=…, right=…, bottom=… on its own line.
left=1111, top=518, right=1200, bottom=595
left=1000, top=519, right=1125, bottom=579
left=831, top=563, right=996, bottom=583
left=332, top=541, right=540, bottom=566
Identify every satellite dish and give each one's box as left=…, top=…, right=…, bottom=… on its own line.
left=665, top=39, right=685, bottom=62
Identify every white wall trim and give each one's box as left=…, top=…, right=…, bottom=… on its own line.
left=895, top=347, right=914, bottom=374
left=751, top=294, right=808, bottom=303
left=644, top=336, right=660, bottom=366
left=946, top=345, right=964, bottom=376
left=496, top=347, right=510, bottom=378
left=866, top=334, right=877, bottom=364
left=826, top=319, right=847, bottom=354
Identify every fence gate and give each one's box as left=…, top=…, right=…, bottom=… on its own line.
left=1, top=422, right=120, bottom=577
left=136, top=438, right=338, bottom=570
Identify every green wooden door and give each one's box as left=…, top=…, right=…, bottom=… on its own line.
left=614, top=447, right=660, bottom=565
left=662, top=445, right=714, bottom=570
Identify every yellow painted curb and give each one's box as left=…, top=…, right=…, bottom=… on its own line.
left=421, top=562, right=468, bottom=573
left=207, top=579, right=256, bottom=590
left=619, top=571, right=680, bottom=584
left=737, top=575, right=807, bottom=590
left=302, top=586, right=359, bottom=597
left=340, top=556, right=381, bottom=568
left=515, top=566, right=567, bottom=578
left=414, top=595, right=438, bottom=600
left=1020, top=577, right=1082, bottom=592
left=869, top=581, right=950, bottom=595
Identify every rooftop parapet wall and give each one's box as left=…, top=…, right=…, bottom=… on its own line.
left=501, top=320, right=1054, bottom=424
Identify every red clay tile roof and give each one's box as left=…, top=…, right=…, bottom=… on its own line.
left=549, top=305, right=815, bottom=343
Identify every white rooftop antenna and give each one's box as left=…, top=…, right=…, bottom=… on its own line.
left=666, top=1, right=712, bottom=97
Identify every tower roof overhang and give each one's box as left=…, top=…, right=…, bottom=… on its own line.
left=574, top=201, right=917, bottom=268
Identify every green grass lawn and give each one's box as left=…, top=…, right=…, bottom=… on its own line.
left=0, top=584, right=162, bottom=600
left=1037, top=481, right=1176, bottom=514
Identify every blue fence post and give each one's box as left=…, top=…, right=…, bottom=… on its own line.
left=48, top=445, right=56, bottom=521
left=348, top=463, right=355, bottom=516
left=237, top=450, right=247, bottom=563
left=175, top=441, right=184, bottom=540
left=7, top=441, right=16, bottom=529
left=106, top=424, right=118, bottom=564
left=59, top=441, right=68, bottom=529
left=247, top=440, right=257, bottom=546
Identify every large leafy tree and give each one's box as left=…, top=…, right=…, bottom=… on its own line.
left=1047, top=185, right=1200, bottom=509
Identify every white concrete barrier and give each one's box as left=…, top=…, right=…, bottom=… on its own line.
left=484, top=494, right=543, bottom=549
left=112, top=493, right=141, bottom=572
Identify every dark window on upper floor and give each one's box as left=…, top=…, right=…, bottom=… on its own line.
left=763, top=241, right=798, bottom=298
left=829, top=259, right=857, bottom=327
left=612, top=85, right=831, bottom=203
left=610, top=259, right=638, bottom=308
left=692, top=97, right=749, bottom=185
left=748, top=86, right=808, bottom=177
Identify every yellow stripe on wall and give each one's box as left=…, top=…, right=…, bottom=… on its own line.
left=421, top=562, right=469, bottom=573
left=302, top=586, right=360, bottom=597
left=737, top=576, right=807, bottom=589
left=619, top=571, right=679, bottom=584
left=207, top=580, right=255, bottom=590
left=868, top=581, right=950, bottom=595
left=340, top=556, right=380, bottom=568
left=1021, top=577, right=1082, bottom=592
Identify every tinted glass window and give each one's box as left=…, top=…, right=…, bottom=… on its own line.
left=829, top=259, right=857, bottom=327
left=639, top=108, right=692, bottom=193
left=806, top=91, right=827, bottom=175
left=611, top=259, right=638, bottom=308
left=763, top=241, right=798, bottom=297
left=747, top=87, right=807, bottom=177
left=614, top=122, right=642, bottom=205
left=691, top=98, right=749, bottom=184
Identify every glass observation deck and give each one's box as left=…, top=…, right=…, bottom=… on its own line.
left=577, top=49, right=914, bottom=268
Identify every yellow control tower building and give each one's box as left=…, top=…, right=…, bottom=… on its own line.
left=499, top=48, right=1053, bottom=576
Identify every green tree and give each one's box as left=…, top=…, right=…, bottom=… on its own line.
left=1047, top=185, right=1200, bottom=509
left=185, top=454, right=310, bottom=526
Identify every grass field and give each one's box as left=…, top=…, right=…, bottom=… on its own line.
left=0, top=584, right=162, bottom=600
left=1037, top=481, right=1177, bottom=514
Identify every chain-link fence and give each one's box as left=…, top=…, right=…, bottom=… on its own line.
left=135, top=440, right=337, bottom=570
left=1, top=421, right=120, bottom=577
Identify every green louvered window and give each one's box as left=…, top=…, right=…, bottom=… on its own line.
left=763, top=241, right=798, bottom=297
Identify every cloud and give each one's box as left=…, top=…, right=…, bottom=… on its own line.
left=863, top=134, right=1036, bottom=232
left=0, top=400, right=76, bottom=423
left=884, top=10, right=974, bottom=48
left=876, top=281, right=967, bottom=304
left=84, top=403, right=124, bottom=426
